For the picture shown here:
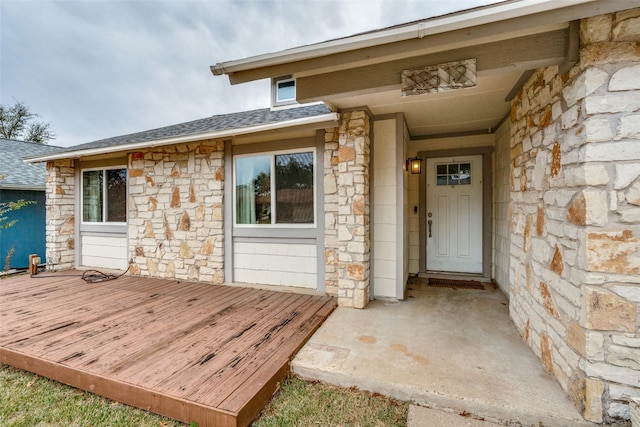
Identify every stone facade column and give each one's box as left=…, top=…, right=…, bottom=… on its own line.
left=573, top=9, right=640, bottom=423
left=509, top=8, right=640, bottom=424
left=324, top=127, right=340, bottom=297
left=127, top=140, right=225, bottom=284
left=45, top=159, right=75, bottom=270
left=336, top=110, right=371, bottom=308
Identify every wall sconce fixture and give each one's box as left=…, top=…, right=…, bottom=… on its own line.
left=407, top=157, right=423, bottom=174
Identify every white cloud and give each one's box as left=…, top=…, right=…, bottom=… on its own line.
left=0, top=0, right=501, bottom=147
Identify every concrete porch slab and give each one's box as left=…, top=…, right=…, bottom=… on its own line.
left=292, top=283, right=594, bottom=427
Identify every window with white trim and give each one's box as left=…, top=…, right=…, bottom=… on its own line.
left=82, top=168, right=127, bottom=223
left=235, top=149, right=314, bottom=226
left=272, top=76, right=297, bottom=106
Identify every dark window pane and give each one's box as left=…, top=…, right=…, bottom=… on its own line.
left=437, top=176, right=448, bottom=186
left=82, top=170, right=103, bottom=222
left=236, top=156, right=271, bottom=224
left=448, top=164, right=459, bottom=174
left=459, top=163, right=471, bottom=185
left=275, top=152, right=314, bottom=224
left=436, top=164, right=447, bottom=174
left=106, top=169, right=127, bottom=222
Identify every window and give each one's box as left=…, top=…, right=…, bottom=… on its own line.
left=82, top=168, right=127, bottom=223
left=272, top=76, right=296, bottom=106
left=436, top=162, right=471, bottom=186
left=235, top=150, right=314, bottom=225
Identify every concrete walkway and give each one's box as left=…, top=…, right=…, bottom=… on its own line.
left=408, top=405, right=503, bottom=426
left=292, top=282, right=593, bottom=426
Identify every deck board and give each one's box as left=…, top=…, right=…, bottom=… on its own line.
left=0, top=272, right=336, bottom=426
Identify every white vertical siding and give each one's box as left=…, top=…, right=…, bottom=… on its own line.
left=233, top=241, right=317, bottom=289
left=492, top=119, right=511, bottom=296
left=373, top=119, right=398, bottom=298
left=81, top=234, right=128, bottom=270
left=402, top=124, right=410, bottom=289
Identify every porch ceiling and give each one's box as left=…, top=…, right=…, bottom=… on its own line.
left=325, top=70, right=523, bottom=137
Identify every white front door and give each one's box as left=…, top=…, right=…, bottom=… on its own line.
left=426, top=155, right=483, bottom=273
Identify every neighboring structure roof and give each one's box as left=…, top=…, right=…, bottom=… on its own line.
left=0, top=138, right=64, bottom=190
left=25, top=103, right=338, bottom=163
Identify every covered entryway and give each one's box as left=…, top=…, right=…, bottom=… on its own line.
left=212, top=1, right=596, bottom=304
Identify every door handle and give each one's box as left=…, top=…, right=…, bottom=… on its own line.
left=428, top=220, right=432, bottom=238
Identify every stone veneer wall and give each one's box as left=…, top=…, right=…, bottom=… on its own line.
left=509, top=9, right=640, bottom=423
left=128, top=141, right=225, bottom=284
left=45, top=159, right=76, bottom=270
left=324, top=110, right=372, bottom=308
left=324, top=126, right=340, bottom=298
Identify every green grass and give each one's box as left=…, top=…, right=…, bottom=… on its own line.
left=0, top=364, right=408, bottom=427
left=0, top=364, right=183, bottom=427
left=254, top=377, right=408, bottom=427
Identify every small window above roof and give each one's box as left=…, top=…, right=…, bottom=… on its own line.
left=272, top=76, right=297, bottom=107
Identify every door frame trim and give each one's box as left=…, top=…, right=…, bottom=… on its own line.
left=418, top=146, right=493, bottom=279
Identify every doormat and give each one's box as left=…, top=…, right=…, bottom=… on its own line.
left=428, top=278, right=485, bottom=290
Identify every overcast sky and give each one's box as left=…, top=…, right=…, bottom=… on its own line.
left=1, top=0, right=503, bottom=147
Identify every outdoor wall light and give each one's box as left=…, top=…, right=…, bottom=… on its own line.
left=407, top=157, right=423, bottom=174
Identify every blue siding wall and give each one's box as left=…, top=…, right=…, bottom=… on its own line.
left=0, top=189, right=47, bottom=269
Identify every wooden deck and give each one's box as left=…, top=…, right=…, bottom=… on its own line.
left=0, top=271, right=336, bottom=426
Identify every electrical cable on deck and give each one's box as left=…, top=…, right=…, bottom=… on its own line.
left=28, top=264, right=131, bottom=281
left=81, top=266, right=130, bottom=283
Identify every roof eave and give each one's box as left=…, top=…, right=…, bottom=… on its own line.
left=24, top=112, right=340, bottom=164
left=211, top=0, right=597, bottom=77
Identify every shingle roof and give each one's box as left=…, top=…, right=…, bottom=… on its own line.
left=43, top=104, right=334, bottom=158
left=0, top=138, right=64, bottom=190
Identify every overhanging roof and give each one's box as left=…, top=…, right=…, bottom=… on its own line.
left=212, top=0, right=639, bottom=85
left=25, top=104, right=338, bottom=163
left=211, top=0, right=640, bottom=139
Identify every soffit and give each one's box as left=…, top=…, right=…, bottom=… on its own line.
left=332, top=70, right=523, bottom=137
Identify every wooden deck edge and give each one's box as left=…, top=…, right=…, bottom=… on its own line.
left=0, top=346, right=238, bottom=427
left=291, top=300, right=338, bottom=356
left=236, top=359, right=291, bottom=427
left=234, top=299, right=339, bottom=426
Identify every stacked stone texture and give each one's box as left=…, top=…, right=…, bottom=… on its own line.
left=335, top=111, right=371, bottom=308
left=45, top=160, right=75, bottom=270
left=127, top=141, right=225, bottom=284
left=324, top=126, right=340, bottom=298
left=509, top=8, right=640, bottom=423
